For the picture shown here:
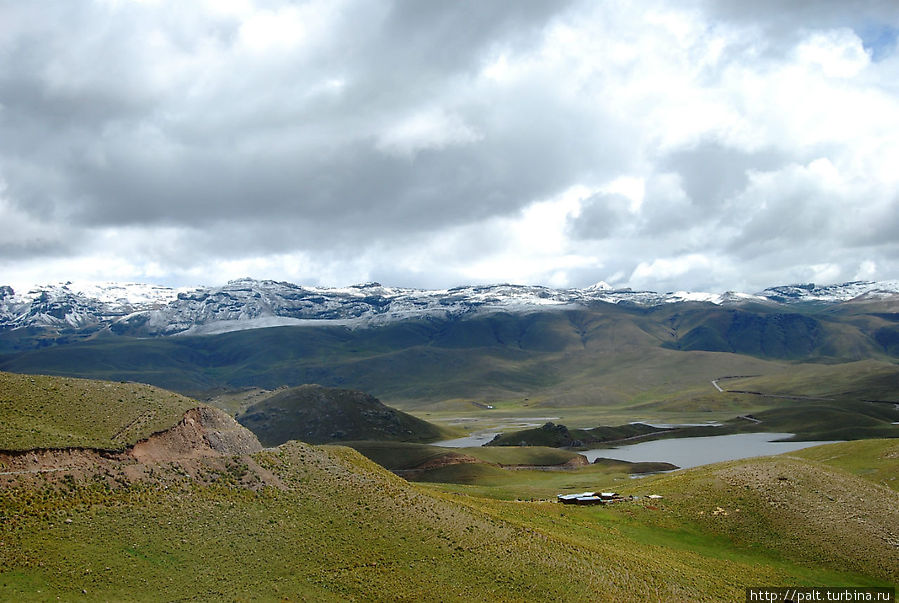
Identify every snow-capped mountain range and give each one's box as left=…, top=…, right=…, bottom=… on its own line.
left=1, top=278, right=898, bottom=337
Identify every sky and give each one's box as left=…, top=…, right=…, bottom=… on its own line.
left=1, top=0, right=899, bottom=294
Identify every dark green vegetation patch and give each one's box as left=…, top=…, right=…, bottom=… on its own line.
left=486, top=421, right=669, bottom=447
left=236, top=384, right=447, bottom=446
left=344, top=440, right=584, bottom=471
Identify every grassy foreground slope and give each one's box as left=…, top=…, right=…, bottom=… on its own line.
left=2, top=441, right=890, bottom=601
left=619, top=445, right=899, bottom=583
left=1, top=374, right=894, bottom=599
left=422, top=440, right=899, bottom=585
left=0, top=372, right=196, bottom=451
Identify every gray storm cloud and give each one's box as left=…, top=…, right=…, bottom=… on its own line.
left=0, top=0, right=898, bottom=292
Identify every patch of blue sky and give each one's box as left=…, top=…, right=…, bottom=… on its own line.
left=859, top=23, right=898, bottom=61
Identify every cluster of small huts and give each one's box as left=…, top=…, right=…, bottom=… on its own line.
left=557, top=491, right=623, bottom=505
left=556, top=491, right=663, bottom=505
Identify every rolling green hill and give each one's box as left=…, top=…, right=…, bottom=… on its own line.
left=0, top=371, right=196, bottom=451
left=791, top=438, right=899, bottom=491
left=235, top=384, right=448, bottom=446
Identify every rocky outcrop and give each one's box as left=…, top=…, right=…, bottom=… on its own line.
left=130, top=406, right=262, bottom=463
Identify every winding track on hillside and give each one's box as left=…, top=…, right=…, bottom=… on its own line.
left=711, top=376, right=835, bottom=401
left=0, top=467, right=76, bottom=476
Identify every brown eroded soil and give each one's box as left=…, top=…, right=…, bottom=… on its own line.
left=0, top=406, right=279, bottom=489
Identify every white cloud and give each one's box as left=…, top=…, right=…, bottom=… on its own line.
left=630, top=254, right=717, bottom=288
left=1, top=0, right=898, bottom=293
left=238, top=8, right=308, bottom=53
left=376, top=109, right=483, bottom=158
left=603, top=176, right=645, bottom=213
left=854, top=260, right=878, bottom=281
left=796, top=29, right=870, bottom=78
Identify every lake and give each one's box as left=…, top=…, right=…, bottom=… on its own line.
left=581, top=432, right=840, bottom=469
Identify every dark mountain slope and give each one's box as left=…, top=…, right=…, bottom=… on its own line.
left=661, top=308, right=882, bottom=359
left=2, top=304, right=897, bottom=412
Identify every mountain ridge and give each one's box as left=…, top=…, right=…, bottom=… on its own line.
left=2, top=277, right=897, bottom=338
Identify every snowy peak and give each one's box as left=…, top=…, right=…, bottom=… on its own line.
left=584, top=281, right=612, bottom=291
left=761, top=281, right=899, bottom=304
left=2, top=278, right=898, bottom=337
left=0, top=281, right=189, bottom=332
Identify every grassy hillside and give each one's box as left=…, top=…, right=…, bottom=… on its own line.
left=0, top=373, right=893, bottom=599
left=790, top=438, right=899, bottom=491
left=236, top=384, right=448, bottom=446
left=422, top=440, right=899, bottom=583
left=658, top=305, right=886, bottom=360
left=721, top=360, right=899, bottom=402
left=0, top=310, right=798, bottom=427
left=0, top=372, right=196, bottom=451
left=2, top=304, right=894, bottom=399
left=2, top=440, right=893, bottom=600
left=620, top=448, right=899, bottom=583
left=3, top=307, right=898, bottom=445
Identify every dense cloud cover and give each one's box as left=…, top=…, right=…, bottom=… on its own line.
left=1, top=0, right=898, bottom=292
